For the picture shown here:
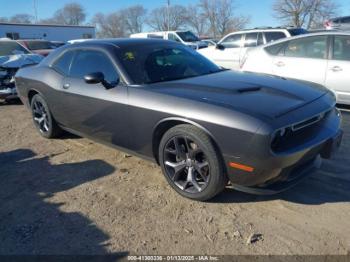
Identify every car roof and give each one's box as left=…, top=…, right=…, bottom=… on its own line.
left=224, top=27, right=302, bottom=35
left=131, top=30, right=190, bottom=35
left=66, top=38, right=176, bottom=48
left=218, top=27, right=306, bottom=42
left=42, top=38, right=179, bottom=66
left=17, top=39, right=50, bottom=42
left=260, top=31, right=350, bottom=48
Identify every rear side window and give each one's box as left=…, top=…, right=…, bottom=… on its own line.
left=52, top=50, right=75, bottom=75
left=284, top=36, right=328, bottom=59
left=265, top=42, right=286, bottom=55
left=264, top=32, right=286, bottom=43
left=147, top=34, right=163, bottom=39
left=0, top=41, right=29, bottom=56
left=69, top=50, right=118, bottom=83
left=168, top=33, right=181, bottom=43
left=257, top=33, right=264, bottom=45
left=220, top=34, right=242, bottom=48
left=244, top=33, right=258, bottom=47
left=26, top=41, right=53, bottom=50
left=340, top=17, right=350, bottom=23
left=333, top=35, right=350, bottom=61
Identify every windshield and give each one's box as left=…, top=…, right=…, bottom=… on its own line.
left=116, top=44, right=222, bottom=84
left=0, top=41, right=30, bottom=56
left=288, top=28, right=308, bottom=36
left=26, top=41, right=53, bottom=50
left=176, top=31, right=200, bottom=42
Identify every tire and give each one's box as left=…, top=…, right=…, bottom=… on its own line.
left=30, top=94, right=62, bottom=138
left=159, top=124, right=227, bottom=201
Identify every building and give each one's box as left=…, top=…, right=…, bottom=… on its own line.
left=0, top=22, right=95, bottom=42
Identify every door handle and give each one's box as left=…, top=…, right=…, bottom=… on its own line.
left=331, top=66, right=342, bottom=72
left=275, top=61, right=285, bottom=67
left=63, top=83, right=70, bottom=89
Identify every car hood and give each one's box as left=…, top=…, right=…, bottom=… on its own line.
left=147, top=70, right=329, bottom=119
left=0, top=54, right=43, bottom=69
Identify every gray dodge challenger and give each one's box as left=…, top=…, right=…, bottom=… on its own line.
left=15, top=39, right=343, bottom=201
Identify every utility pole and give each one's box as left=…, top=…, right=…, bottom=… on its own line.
left=167, top=0, right=170, bottom=31
left=33, top=0, right=38, bottom=23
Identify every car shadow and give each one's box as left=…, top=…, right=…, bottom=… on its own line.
left=212, top=111, right=350, bottom=205
left=0, top=149, right=127, bottom=257
left=0, top=98, right=23, bottom=106
left=60, top=132, right=81, bottom=140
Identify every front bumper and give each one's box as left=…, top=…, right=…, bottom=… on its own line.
left=0, top=86, right=17, bottom=100
left=224, top=108, right=343, bottom=195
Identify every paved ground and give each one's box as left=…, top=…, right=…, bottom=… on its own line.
left=0, top=101, right=350, bottom=255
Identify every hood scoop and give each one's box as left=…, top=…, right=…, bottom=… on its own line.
left=237, top=87, right=261, bottom=93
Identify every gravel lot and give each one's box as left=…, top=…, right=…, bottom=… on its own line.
left=0, top=101, right=350, bottom=255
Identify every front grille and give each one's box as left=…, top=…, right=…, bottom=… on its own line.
left=271, top=110, right=331, bottom=153
left=291, top=111, right=328, bottom=131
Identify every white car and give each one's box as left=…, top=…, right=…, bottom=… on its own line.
left=130, top=31, right=208, bottom=49
left=242, top=32, right=350, bottom=105
left=324, top=16, right=350, bottom=31
left=198, top=27, right=308, bottom=70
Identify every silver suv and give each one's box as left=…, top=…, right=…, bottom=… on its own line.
left=325, top=16, right=350, bottom=31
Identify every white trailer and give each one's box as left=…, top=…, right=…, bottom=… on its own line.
left=0, top=22, right=95, bottom=42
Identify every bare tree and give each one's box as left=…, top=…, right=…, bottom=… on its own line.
left=147, top=5, right=187, bottom=31
left=273, top=0, right=339, bottom=29
left=199, top=0, right=249, bottom=38
left=53, top=2, right=86, bottom=25
left=9, top=14, right=34, bottom=24
left=92, top=12, right=126, bottom=38
left=122, top=5, right=147, bottom=34
left=185, top=5, right=208, bottom=36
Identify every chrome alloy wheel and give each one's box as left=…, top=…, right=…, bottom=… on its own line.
left=163, top=136, right=210, bottom=193
left=32, top=100, right=50, bottom=133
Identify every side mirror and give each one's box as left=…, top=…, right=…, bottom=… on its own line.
left=84, top=72, right=104, bottom=84
left=84, top=72, right=119, bottom=90
left=216, top=44, right=225, bottom=50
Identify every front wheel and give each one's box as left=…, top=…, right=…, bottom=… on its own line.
left=159, top=124, right=227, bottom=201
left=30, top=94, right=62, bottom=138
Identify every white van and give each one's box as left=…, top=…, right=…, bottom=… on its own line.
left=130, top=31, right=208, bottom=49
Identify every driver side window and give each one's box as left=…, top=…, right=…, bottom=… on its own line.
left=69, top=50, right=119, bottom=84
left=220, top=34, right=242, bottom=48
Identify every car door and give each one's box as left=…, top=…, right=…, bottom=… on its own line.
left=271, top=35, right=329, bottom=85
left=325, top=35, right=350, bottom=104
left=52, top=48, right=130, bottom=148
left=210, top=33, right=243, bottom=70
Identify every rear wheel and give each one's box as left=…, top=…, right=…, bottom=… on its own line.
left=30, top=94, right=62, bottom=138
left=159, top=124, right=227, bottom=201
